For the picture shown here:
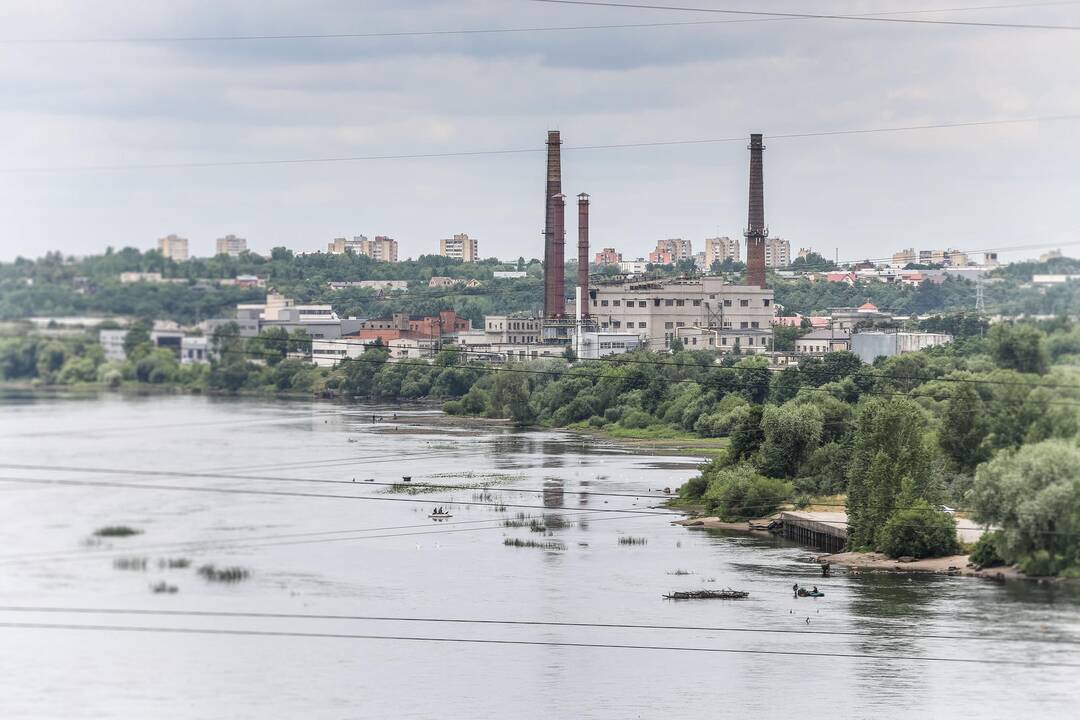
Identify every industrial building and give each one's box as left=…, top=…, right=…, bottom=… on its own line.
left=851, top=331, right=953, bottom=363
left=595, top=248, right=622, bottom=266
left=586, top=276, right=774, bottom=351
left=795, top=328, right=852, bottom=354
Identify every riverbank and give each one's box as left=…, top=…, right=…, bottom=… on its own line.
left=673, top=515, right=1032, bottom=581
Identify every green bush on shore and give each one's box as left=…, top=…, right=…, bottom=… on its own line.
left=878, top=501, right=961, bottom=559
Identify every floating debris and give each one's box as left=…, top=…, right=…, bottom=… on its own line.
left=94, top=526, right=142, bottom=538
left=150, top=581, right=178, bottom=594
left=663, top=589, right=749, bottom=600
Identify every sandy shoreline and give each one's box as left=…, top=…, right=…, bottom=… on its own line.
left=673, top=515, right=1027, bottom=581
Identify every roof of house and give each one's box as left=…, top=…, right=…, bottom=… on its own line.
left=798, top=328, right=851, bottom=341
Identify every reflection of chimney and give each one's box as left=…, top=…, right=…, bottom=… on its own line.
left=552, top=193, right=566, bottom=317
left=744, top=133, right=767, bottom=289
left=577, top=193, right=590, bottom=318
left=544, top=130, right=563, bottom=318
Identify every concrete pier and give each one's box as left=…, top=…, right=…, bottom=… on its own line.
left=780, top=511, right=848, bottom=553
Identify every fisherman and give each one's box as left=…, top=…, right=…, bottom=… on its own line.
left=812, top=586, right=819, bottom=594
left=792, top=583, right=799, bottom=597
left=821, top=561, right=831, bottom=577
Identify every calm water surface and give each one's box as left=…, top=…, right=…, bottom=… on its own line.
left=0, top=392, right=1078, bottom=719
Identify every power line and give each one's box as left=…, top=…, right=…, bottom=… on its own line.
left=1, top=621, right=1075, bottom=667
left=5, top=113, right=1079, bottom=173
left=7, top=1, right=1079, bottom=44
left=0, top=510, right=634, bottom=567
left=2, top=605, right=1075, bottom=645
left=0, top=474, right=668, bottom=516
left=528, top=0, right=1080, bottom=31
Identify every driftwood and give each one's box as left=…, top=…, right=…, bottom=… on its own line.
left=663, top=589, right=749, bottom=600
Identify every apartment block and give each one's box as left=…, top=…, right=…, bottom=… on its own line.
left=892, top=248, right=916, bottom=266
left=648, top=238, right=692, bottom=265
left=215, top=234, right=247, bottom=257
left=763, top=237, right=791, bottom=268
left=439, top=233, right=479, bottom=262
left=157, top=234, right=189, bottom=262
left=704, top=236, right=740, bottom=268
left=588, top=276, right=774, bottom=351
left=595, top=248, right=622, bottom=266
left=327, top=234, right=398, bottom=262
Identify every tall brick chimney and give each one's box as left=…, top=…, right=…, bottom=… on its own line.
left=744, top=133, right=767, bottom=289
left=544, top=131, right=565, bottom=318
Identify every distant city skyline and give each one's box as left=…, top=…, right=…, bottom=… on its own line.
left=1, top=1, right=1079, bottom=264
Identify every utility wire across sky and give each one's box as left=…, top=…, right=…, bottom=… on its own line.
left=528, top=0, right=1080, bottom=31
left=4, top=114, right=1078, bottom=173
left=5, top=1, right=1079, bottom=43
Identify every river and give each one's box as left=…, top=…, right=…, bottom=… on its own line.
left=0, top=392, right=1077, bottom=719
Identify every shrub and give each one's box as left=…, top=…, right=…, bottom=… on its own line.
left=703, top=463, right=792, bottom=521
left=678, top=475, right=709, bottom=501
left=969, top=531, right=1006, bottom=568
left=878, top=501, right=960, bottom=558
left=587, top=415, right=606, bottom=428
left=197, top=565, right=250, bottom=582
left=94, top=525, right=141, bottom=537
left=619, top=409, right=654, bottom=429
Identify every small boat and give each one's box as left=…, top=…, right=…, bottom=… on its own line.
left=663, top=589, right=749, bottom=600
left=797, top=588, right=825, bottom=598
left=401, top=476, right=412, bottom=482
left=429, top=511, right=452, bottom=521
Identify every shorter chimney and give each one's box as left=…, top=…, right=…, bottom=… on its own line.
left=577, top=193, right=590, bottom=318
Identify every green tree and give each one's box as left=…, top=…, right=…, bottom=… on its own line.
left=970, top=439, right=1080, bottom=576
left=123, top=321, right=152, bottom=359
left=988, top=323, right=1049, bottom=375
left=727, top=405, right=765, bottom=463
left=938, top=384, right=990, bottom=473
left=846, top=398, right=940, bottom=550
left=757, top=402, right=824, bottom=478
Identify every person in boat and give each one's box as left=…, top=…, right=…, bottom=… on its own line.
left=812, top=586, right=819, bottom=594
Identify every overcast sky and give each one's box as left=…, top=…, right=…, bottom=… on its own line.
left=1, top=0, right=1078, bottom=263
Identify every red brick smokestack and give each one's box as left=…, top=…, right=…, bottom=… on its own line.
left=544, top=131, right=564, bottom=318
left=552, top=193, right=566, bottom=317
left=577, top=193, right=590, bottom=317
left=744, top=133, right=767, bottom=289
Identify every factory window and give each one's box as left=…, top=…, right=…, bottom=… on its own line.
left=740, top=299, right=749, bottom=307
left=665, top=299, right=674, bottom=306
left=613, top=300, right=621, bottom=307
left=751, top=321, right=759, bottom=328
left=639, top=322, right=647, bottom=329
left=763, top=299, right=771, bottom=307
left=601, top=300, right=609, bottom=307
left=740, top=322, right=748, bottom=329
left=692, top=337, right=698, bottom=346
left=626, top=322, right=634, bottom=329
left=709, top=294, right=716, bottom=300
left=664, top=322, right=674, bottom=329
left=638, top=301, right=647, bottom=308
left=692, top=300, right=701, bottom=307
left=675, top=300, right=685, bottom=307
left=592, top=299, right=597, bottom=307
left=676, top=322, right=685, bottom=328
left=612, top=321, right=621, bottom=328
left=723, top=299, right=732, bottom=307
left=721, top=337, right=728, bottom=346
left=653, top=299, right=661, bottom=306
